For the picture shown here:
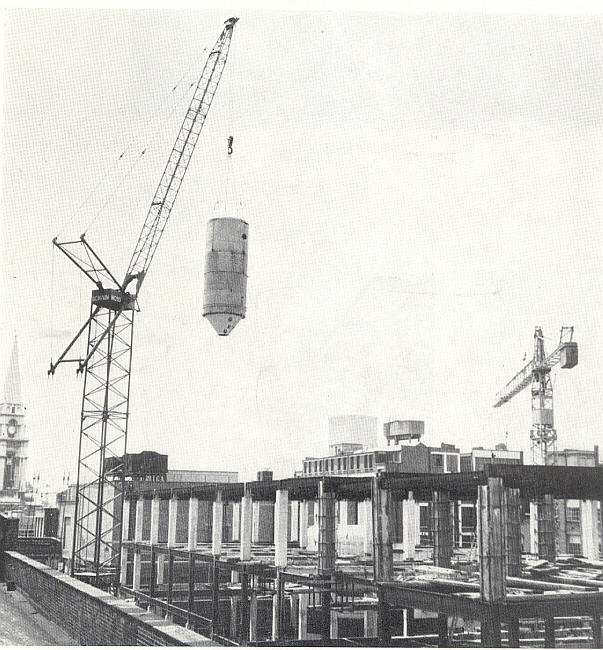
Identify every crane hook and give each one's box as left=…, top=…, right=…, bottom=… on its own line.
left=228, top=136, right=233, bottom=155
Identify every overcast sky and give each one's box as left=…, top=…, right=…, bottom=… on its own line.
left=2, top=9, right=602, bottom=489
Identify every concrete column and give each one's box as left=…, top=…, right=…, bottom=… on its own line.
left=251, top=501, right=260, bottom=543
left=437, top=612, right=449, bottom=647
left=377, top=585, right=391, bottom=644
left=364, top=609, right=378, bottom=638
left=330, top=611, right=339, bottom=639
left=229, top=597, right=239, bottom=638
left=298, top=592, right=309, bottom=640
left=167, top=496, right=178, bottom=548
left=529, top=501, right=538, bottom=554
left=271, top=572, right=284, bottom=640
left=318, top=480, right=336, bottom=575
left=507, top=618, right=520, bottom=648
left=362, top=499, right=373, bottom=556
left=505, top=487, right=521, bottom=577
left=150, top=496, right=160, bottom=544
left=274, top=489, right=289, bottom=568
left=240, top=490, right=252, bottom=561
left=120, top=498, right=132, bottom=585
left=149, top=496, right=165, bottom=585
left=132, top=498, right=145, bottom=591
left=290, top=593, right=299, bottom=635
left=290, top=500, right=299, bottom=544
left=232, top=500, right=240, bottom=542
left=478, top=477, right=506, bottom=604
left=581, top=500, right=599, bottom=561
left=212, top=491, right=223, bottom=556
left=148, top=495, right=160, bottom=593
left=592, top=611, right=602, bottom=648
left=299, top=501, right=309, bottom=549
left=372, top=477, right=393, bottom=581
left=240, top=572, right=250, bottom=644
left=402, top=491, right=418, bottom=560
left=432, top=490, right=453, bottom=569
left=481, top=611, right=502, bottom=648
left=157, top=554, right=165, bottom=585
left=122, top=498, right=131, bottom=541
left=537, top=494, right=556, bottom=561
left=188, top=497, right=199, bottom=551
left=249, top=592, right=258, bottom=642
left=544, top=617, right=555, bottom=647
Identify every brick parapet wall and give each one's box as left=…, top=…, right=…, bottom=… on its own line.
left=0, top=514, right=19, bottom=580
left=4, top=552, right=211, bottom=646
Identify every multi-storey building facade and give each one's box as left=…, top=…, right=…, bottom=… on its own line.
left=547, top=447, right=601, bottom=560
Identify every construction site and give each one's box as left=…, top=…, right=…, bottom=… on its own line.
left=1, top=11, right=602, bottom=649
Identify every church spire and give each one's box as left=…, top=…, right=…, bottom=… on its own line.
left=3, top=336, right=22, bottom=406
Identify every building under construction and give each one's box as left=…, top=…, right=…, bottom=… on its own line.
left=109, top=462, right=602, bottom=647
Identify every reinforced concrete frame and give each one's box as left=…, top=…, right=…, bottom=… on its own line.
left=116, top=465, right=602, bottom=647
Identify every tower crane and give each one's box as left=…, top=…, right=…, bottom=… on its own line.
left=48, top=18, right=238, bottom=585
left=494, top=326, right=578, bottom=464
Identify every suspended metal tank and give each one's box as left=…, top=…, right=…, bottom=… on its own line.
left=203, top=217, right=248, bottom=336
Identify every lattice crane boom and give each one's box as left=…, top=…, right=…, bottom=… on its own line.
left=48, top=18, right=238, bottom=585
left=493, top=326, right=575, bottom=407
left=124, top=18, right=237, bottom=296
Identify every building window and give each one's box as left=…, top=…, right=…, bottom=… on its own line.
left=432, top=454, right=444, bottom=472
left=446, top=455, right=459, bottom=473
left=319, top=461, right=323, bottom=472
left=347, top=501, right=359, bottom=525
left=337, top=458, right=341, bottom=471
left=419, top=504, right=432, bottom=544
left=567, top=542, right=582, bottom=555
left=364, top=455, right=368, bottom=469
left=461, top=506, right=476, bottom=531
left=308, top=501, right=315, bottom=527
left=369, top=455, right=374, bottom=468
left=3, top=451, right=15, bottom=489
left=331, top=458, right=335, bottom=472
left=343, top=457, right=347, bottom=471
left=314, top=461, right=318, bottom=473
left=566, top=507, right=580, bottom=522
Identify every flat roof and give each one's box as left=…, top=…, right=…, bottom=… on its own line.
left=125, top=464, right=603, bottom=502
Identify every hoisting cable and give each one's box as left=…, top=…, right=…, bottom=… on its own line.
left=83, top=69, right=199, bottom=235
left=224, top=135, right=234, bottom=217
left=79, top=51, right=208, bottom=236
left=49, top=243, right=56, bottom=368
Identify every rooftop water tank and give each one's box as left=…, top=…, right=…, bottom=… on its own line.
left=203, top=218, right=248, bottom=336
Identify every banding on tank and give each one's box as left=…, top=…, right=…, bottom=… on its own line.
left=203, top=217, right=248, bottom=336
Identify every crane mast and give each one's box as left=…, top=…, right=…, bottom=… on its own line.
left=49, top=18, right=238, bottom=586
left=494, top=326, right=577, bottom=465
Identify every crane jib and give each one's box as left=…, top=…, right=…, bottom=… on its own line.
left=124, top=19, right=237, bottom=293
